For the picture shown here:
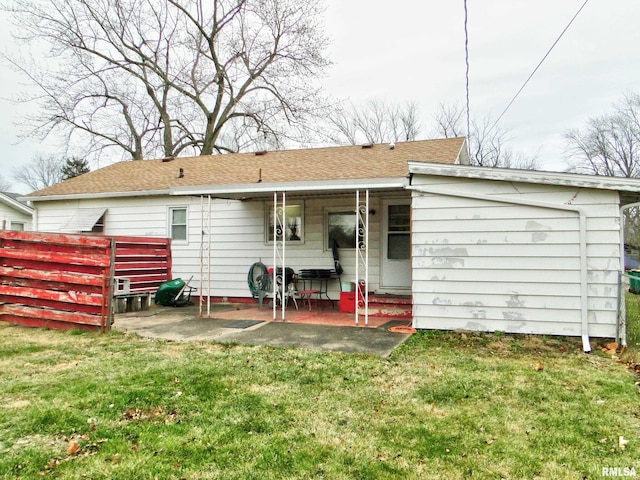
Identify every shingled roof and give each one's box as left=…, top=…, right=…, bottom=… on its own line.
left=26, top=138, right=467, bottom=199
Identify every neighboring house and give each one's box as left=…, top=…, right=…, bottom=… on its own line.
left=22, top=138, right=640, bottom=350
left=0, top=191, right=34, bottom=231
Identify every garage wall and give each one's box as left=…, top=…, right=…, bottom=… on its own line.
left=411, top=175, right=621, bottom=338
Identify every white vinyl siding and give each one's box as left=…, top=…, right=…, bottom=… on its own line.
left=0, top=203, right=32, bottom=231
left=411, top=176, right=621, bottom=338
left=32, top=193, right=388, bottom=300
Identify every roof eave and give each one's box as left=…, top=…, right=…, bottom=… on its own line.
left=0, top=193, right=34, bottom=214
left=408, top=162, right=640, bottom=192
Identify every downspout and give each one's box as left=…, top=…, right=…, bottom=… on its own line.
left=407, top=185, right=592, bottom=353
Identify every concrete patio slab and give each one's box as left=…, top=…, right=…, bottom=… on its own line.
left=113, top=303, right=413, bottom=357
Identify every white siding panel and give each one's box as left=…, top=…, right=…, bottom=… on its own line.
left=411, top=177, right=621, bottom=339
left=34, top=193, right=390, bottom=300
left=0, top=202, right=32, bottom=230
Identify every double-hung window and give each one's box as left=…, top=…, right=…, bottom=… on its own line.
left=170, top=207, right=188, bottom=242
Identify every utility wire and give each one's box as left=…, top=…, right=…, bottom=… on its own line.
left=487, top=0, right=590, bottom=135
left=463, top=0, right=471, bottom=154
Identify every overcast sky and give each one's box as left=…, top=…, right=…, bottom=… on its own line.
left=1, top=0, right=639, bottom=193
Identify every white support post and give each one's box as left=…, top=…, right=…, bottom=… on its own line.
left=199, top=195, right=212, bottom=318
left=355, top=190, right=370, bottom=325
left=273, top=192, right=287, bottom=321
left=272, top=193, right=277, bottom=321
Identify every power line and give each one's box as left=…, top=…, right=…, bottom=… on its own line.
left=463, top=0, right=471, bottom=153
left=487, top=0, right=590, bottom=135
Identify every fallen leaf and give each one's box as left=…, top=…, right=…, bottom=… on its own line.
left=619, top=436, right=629, bottom=450
left=485, top=437, right=495, bottom=445
left=534, top=361, right=544, bottom=371
left=67, top=441, right=80, bottom=455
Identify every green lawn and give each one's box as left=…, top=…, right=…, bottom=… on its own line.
left=0, top=322, right=638, bottom=479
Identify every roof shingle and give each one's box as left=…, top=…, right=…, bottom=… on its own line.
left=27, top=138, right=466, bottom=198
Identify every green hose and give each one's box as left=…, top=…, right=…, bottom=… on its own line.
left=248, top=262, right=268, bottom=299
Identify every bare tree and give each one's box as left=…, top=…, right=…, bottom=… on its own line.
left=564, top=92, right=640, bottom=177
left=327, top=99, right=423, bottom=145
left=0, top=174, right=11, bottom=192
left=13, top=154, right=65, bottom=191
left=432, top=102, right=538, bottom=170
left=4, top=0, right=331, bottom=163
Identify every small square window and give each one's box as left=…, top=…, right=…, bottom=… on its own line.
left=170, top=207, right=187, bottom=242
left=266, top=203, right=304, bottom=243
left=10, top=222, right=25, bottom=231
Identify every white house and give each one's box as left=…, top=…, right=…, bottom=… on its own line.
left=22, top=138, right=640, bottom=350
left=0, top=192, right=33, bottom=231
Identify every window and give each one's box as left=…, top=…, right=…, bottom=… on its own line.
left=387, top=204, right=410, bottom=260
left=327, top=210, right=363, bottom=249
left=10, top=222, right=25, bottom=231
left=266, top=203, right=304, bottom=243
left=170, top=207, right=187, bottom=242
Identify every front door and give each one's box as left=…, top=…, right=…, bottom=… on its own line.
left=381, top=200, right=411, bottom=290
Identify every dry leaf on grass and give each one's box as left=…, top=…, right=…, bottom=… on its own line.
left=534, top=361, right=544, bottom=371
left=600, top=342, right=619, bottom=355
left=67, top=441, right=80, bottom=455
left=619, top=436, right=629, bottom=450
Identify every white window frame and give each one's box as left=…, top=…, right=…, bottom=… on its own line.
left=265, top=201, right=304, bottom=244
left=169, top=206, right=188, bottom=244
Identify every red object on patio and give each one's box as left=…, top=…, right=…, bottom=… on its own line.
left=339, top=291, right=357, bottom=313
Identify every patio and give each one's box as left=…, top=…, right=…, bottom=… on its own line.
left=113, top=301, right=415, bottom=356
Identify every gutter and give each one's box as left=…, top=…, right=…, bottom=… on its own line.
left=407, top=184, right=592, bottom=353
left=22, top=189, right=171, bottom=202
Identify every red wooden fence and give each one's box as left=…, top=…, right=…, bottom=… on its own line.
left=114, top=236, right=172, bottom=294
left=0, top=231, right=172, bottom=332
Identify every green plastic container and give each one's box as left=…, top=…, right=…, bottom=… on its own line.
left=154, top=278, right=186, bottom=306
left=629, top=270, right=640, bottom=294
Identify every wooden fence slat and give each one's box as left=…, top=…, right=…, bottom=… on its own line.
left=0, top=248, right=111, bottom=267
left=2, top=285, right=104, bottom=306
left=0, top=295, right=102, bottom=315
left=0, top=304, right=103, bottom=326
left=0, top=266, right=104, bottom=287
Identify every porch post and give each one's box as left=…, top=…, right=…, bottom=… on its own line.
left=355, top=190, right=370, bottom=325
left=273, top=192, right=287, bottom=321
left=199, top=195, right=212, bottom=318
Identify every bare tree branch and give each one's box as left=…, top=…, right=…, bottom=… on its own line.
left=432, top=102, right=538, bottom=170
left=325, top=99, right=423, bottom=145
left=3, top=0, right=331, bottom=163
left=564, top=92, right=640, bottom=177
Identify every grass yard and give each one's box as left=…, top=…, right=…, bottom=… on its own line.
left=0, top=322, right=638, bottom=480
